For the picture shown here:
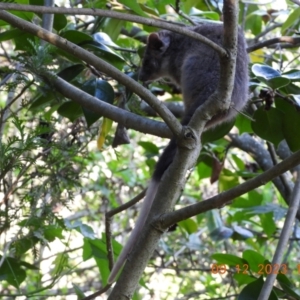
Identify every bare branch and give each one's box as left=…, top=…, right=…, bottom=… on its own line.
left=248, top=36, right=300, bottom=53
left=258, top=167, right=300, bottom=300
left=41, top=0, right=54, bottom=43
left=230, top=134, right=294, bottom=206
left=163, top=148, right=300, bottom=228
left=48, top=74, right=172, bottom=138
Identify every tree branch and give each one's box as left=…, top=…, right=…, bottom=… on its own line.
left=0, top=10, right=182, bottom=137
left=247, top=36, right=300, bottom=53
left=107, top=1, right=239, bottom=298
left=0, top=3, right=226, bottom=56
left=162, top=149, right=300, bottom=228
left=229, top=134, right=294, bottom=206
left=47, top=74, right=172, bottom=138
left=189, top=0, right=239, bottom=132
left=258, top=167, right=300, bottom=300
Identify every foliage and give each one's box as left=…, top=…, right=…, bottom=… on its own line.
left=0, top=0, right=300, bottom=299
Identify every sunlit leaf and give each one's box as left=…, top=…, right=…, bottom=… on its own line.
left=281, top=7, right=300, bottom=34
left=118, top=0, right=148, bottom=17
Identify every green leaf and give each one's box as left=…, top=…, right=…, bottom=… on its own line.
left=189, top=7, right=219, bottom=20
left=277, top=274, right=300, bottom=300
left=202, top=118, right=235, bottom=144
left=12, top=237, right=39, bottom=256
left=65, top=220, right=96, bottom=239
left=44, top=226, right=64, bottom=241
left=81, top=79, right=113, bottom=103
left=282, top=106, right=300, bottom=152
left=197, top=161, right=212, bottom=179
left=233, top=190, right=263, bottom=208
left=239, top=276, right=278, bottom=300
left=242, top=250, right=266, bottom=273
left=80, top=224, right=96, bottom=239
left=90, top=79, right=114, bottom=104
left=245, top=12, right=262, bottom=36
left=281, top=7, right=300, bottom=34
left=61, top=30, right=93, bottom=44
left=219, top=168, right=239, bottom=191
left=235, top=114, right=253, bottom=134
left=0, top=29, right=25, bottom=42
left=0, top=0, right=33, bottom=27
left=57, top=101, right=83, bottom=122
left=251, top=107, right=284, bottom=146
left=234, top=273, right=257, bottom=286
left=95, top=258, right=110, bottom=284
left=102, top=18, right=125, bottom=42
left=81, top=42, right=124, bottom=70
left=82, top=107, right=102, bottom=128
left=138, top=141, right=159, bottom=156
left=259, top=212, right=276, bottom=237
left=81, top=79, right=115, bottom=127
left=252, top=64, right=291, bottom=89
left=140, top=4, right=160, bottom=17
left=86, top=238, right=108, bottom=260
left=82, top=238, right=93, bottom=261
left=29, top=91, right=56, bottom=111
left=14, top=32, right=36, bottom=51
left=231, top=154, right=245, bottom=170
left=282, top=69, right=300, bottom=81
left=57, top=64, right=85, bottom=82
left=267, top=77, right=290, bottom=89
left=211, top=253, right=246, bottom=266
left=282, top=82, right=300, bottom=95
left=51, top=253, right=68, bottom=276
left=178, top=219, right=198, bottom=234
left=118, top=0, right=148, bottom=17
left=0, top=256, right=27, bottom=288
left=73, top=283, right=86, bottom=299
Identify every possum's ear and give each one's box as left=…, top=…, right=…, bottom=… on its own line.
left=148, top=32, right=170, bottom=53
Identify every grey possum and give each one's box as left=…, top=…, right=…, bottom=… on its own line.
left=108, top=23, right=249, bottom=283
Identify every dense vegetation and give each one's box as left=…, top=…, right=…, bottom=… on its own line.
left=0, top=0, right=300, bottom=299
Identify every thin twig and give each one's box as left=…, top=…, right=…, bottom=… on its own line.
left=170, top=4, right=197, bottom=25
left=81, top=284, right=112, bottom=300
left=258, top=167, right=300, bottom=300
left=247, top=36, right=300, bottom=53
left=105, top=189, right=146, bottom=270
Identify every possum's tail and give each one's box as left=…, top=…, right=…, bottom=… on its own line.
left=107, top=138, right=177, bottom=283
left=107, top=180, right=159, bottom=283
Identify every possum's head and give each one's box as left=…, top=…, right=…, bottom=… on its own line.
left=139, top=31, right=170, bottom=83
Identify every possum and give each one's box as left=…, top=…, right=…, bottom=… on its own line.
left=108, top=23, right=249, bottom=283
